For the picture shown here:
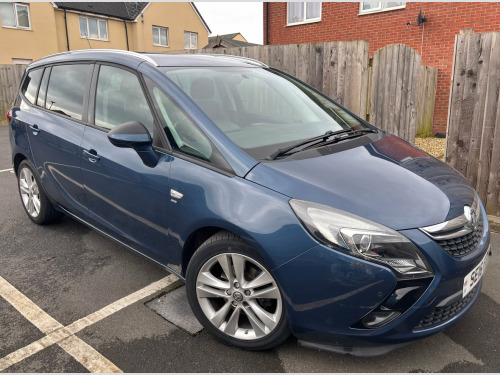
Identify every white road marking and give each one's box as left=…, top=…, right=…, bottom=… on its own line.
left=0, top=168, right=13, bottom=173
left=0, top=274, right=179, bottom=372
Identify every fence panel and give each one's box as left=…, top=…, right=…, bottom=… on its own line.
left=0, top=64, right=26, bottom=125
left=370, top=44, right=422, bottom=143
left=446, top=31, right=500, bottom=215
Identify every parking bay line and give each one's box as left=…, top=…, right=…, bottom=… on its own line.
left=0, top=274, right=179, bottom=372
left=0, top=168, right=13, bottom=173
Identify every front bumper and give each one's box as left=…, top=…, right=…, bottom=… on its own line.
left=273, top=214, right=491, bottom=354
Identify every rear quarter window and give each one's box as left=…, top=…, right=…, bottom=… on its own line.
left=21, top=68, right=43, bottom=104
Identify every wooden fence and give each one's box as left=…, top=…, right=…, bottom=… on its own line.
left=446, top=31, right=500, bottom=215
left=175, top=42, right=436, bottom=143
left=0, top=43, right=437, bottom=145
left=416, top=65, right=438, bottom=137
left=370, top=44, right=420, bottom=143
left=179, top=41, right=370, bottom=120
left=0, top=64, right=26, bottom=125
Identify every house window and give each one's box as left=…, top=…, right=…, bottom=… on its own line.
left=359, top=2, right=405, bottom=15
left=0, top=2, right=31, bottom=29
left=287, top=2, right=321, bottom=25
left=152, top=26, right=168, bottom=47
left=79, top=16, right=108, bottom=41
left=184, top=31, right=198, bottom=49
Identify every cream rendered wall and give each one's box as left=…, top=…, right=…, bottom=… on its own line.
left=0, top=2, right=209, bottom=64
left=0, top=2, right=59, bottom=64
left=54, top=10, right=128, bottom=52
left=129, top=2, right=209, bottom=52
left=232, top=33, right=247, bottom=43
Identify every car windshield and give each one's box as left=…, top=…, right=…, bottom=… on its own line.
left=160, top=66, right=368, bottom=160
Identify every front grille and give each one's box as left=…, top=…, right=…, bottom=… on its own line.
left=414, top=286, right=478, bottom=330
left=435, top=222, right=483, bottom=257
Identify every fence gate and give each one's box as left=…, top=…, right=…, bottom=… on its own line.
left=446, top=31, right=500, bottom=215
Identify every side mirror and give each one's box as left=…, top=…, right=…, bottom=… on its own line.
left=107, top=121, right=158, bottom=168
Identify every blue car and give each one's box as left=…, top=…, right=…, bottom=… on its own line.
left=8, top=50, right=491, bottom=355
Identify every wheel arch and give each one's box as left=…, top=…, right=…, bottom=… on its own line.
left=180, top=225, right=266, bottom=277
left=13, top=153, right=27, bottom=176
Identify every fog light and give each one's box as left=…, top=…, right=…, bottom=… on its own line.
left=361, top=311, right=401, bottom=328
left=353, top=279, right=431, bottom=329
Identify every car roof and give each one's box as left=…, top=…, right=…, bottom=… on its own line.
left=29, top=49, right=267, bottom=70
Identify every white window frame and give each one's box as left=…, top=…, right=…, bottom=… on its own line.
left=79, top=16, right=108, bottom=41
left=152, top=26, right=168, bottom=47
left=359, top=2, right=406, bottom=16
left=0, top=3, right=31, bottom=30
left=286, top=2, right=322, bottom=26
left=184, top=31, right=198, bottom=50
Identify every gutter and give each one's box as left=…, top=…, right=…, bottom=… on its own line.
left=64, top=9, right=70, bottom=51
left=123, top=20, right=129, bottom=51
left=265, top=2, right=269, bottom=45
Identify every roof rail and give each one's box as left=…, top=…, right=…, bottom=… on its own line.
left=203, top=54, right=268, bottom=68
left=37, top=49, right=158, bottom=66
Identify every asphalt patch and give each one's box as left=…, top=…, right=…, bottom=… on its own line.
left=146, top=285, right=203, bottom=335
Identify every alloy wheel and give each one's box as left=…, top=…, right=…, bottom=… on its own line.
left=19, top=167, right=41, bottom=218
left=196, top=253, right=282, bottom=340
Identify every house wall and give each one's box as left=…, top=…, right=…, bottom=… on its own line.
left=0, top=2, right=209, bottom=65
left=54, top=10, right=129, bottom=52
left=129, top=2, right=209, bottom=52
left=232, top=33, right=247, bottom=43
left=0, top=3, right=59, bottom=64
left=264, top=2, right=500, bottom=135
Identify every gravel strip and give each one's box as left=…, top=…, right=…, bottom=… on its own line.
left=414, top=137, right=446, bottom=160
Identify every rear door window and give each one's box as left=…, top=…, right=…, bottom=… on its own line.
left=21, top=68, right=42, bottom=104
left=94, top=65, right=155, bottom=134
left=45, top=64, right=91, bottom=121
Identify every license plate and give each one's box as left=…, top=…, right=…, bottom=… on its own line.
left=463, top=248, right=490, bottom=298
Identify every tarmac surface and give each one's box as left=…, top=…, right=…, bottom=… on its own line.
left=0, top=126, right=499, bottom=372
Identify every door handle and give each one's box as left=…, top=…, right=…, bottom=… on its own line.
left=83, top=149, right=101, bottom=163
left=29, top=124, right=40, bottom=135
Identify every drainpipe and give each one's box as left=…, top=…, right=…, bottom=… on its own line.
left=123, top=20, right=129, bottom=51
left=265, top=2, right=269, bottom=45
left=64, top=9, right=70, bottom=51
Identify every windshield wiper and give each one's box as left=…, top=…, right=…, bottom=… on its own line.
left=305, top=128, right=378, bottom=150
left=266, top=128, right=377, bottom=160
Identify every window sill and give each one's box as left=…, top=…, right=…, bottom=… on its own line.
left=358, top=5, right=406, bottom=16
left=153, top=43, right=169, bottom=47
left=2, top=25, right=32, bottom=31
left=286, top=18, right=321, bottom=27
left=80, top=36, right=109, bottom=42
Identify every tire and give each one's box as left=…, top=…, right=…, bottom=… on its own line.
left=186, top=231, right=290, bottom=350
left=17, top=160, right=63, bottom=225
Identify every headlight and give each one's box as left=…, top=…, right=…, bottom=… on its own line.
left=290, top=199, right=433, bottom=279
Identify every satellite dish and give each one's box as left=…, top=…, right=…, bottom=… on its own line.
left=417, top=9, right=428, bottom=26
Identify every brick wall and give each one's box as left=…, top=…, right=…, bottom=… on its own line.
left=264, top=2, right=500, bottom=135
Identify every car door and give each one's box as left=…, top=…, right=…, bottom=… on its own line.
left=24, top=64, right=92, bottom=216
left=142, top=76, right=236, bottom=267
left=80, top=63, right=173, bottom=265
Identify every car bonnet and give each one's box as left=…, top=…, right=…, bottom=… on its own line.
left=245, top=134, right=476, bottom=231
